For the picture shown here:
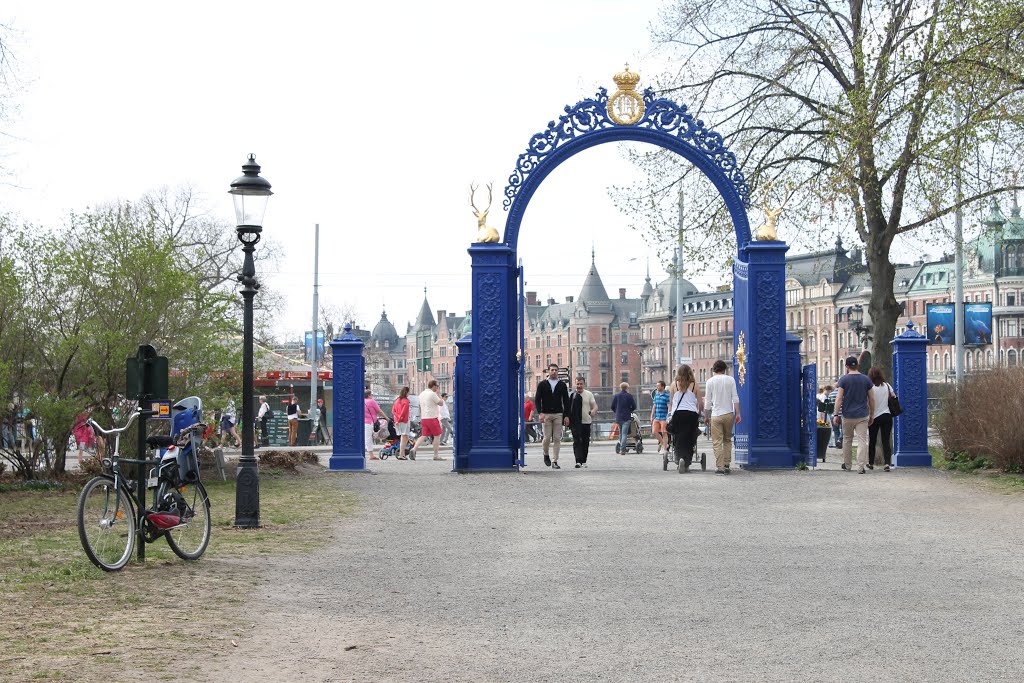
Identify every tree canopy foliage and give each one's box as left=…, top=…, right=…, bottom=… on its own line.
left=616, top=0, right=1024, bottom=370
left=0, top=200, right=242, bottom=477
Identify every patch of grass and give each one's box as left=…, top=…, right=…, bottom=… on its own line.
left=930, top=446, right=1024, bottom=496
left=0, top=467, right=357, bottom=682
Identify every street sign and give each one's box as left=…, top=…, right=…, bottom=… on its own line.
left=125, top=344, right=169, bottom=400
left=150, top=400, right=172, bottom=419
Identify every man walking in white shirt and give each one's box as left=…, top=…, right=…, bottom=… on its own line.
left=703, top=359, right=741, bottom=475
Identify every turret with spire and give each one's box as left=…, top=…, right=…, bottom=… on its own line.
left=578, top=247, right=611, bottom=303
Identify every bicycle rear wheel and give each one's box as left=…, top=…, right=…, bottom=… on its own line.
left=165, top=481, right=211, bottom=560
left=77, top=476, right=136, bottom=571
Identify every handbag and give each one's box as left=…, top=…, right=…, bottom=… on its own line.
left=666, top=393, right=684, bottom=434
left=887, top=384, right=903, bottom=417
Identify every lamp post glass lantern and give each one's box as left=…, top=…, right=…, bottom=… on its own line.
left=230, top=154, right=272, bottom=529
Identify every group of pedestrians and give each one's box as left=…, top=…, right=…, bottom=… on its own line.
left=831, top=355, right=898, bottom=473
left=531, top=361, right=741, bottom=475
left=363, top=382, right=449, bottom=461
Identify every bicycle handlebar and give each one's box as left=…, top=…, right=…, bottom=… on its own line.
left=87, top=410, right=140, bottom=437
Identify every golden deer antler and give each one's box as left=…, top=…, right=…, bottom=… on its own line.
left=469, top=183, right=493, bottom=228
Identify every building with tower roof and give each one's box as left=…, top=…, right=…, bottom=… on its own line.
left=369, top=202, right=1024, bottom=415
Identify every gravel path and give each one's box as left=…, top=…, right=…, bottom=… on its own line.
left=200, top=440, right=1024, bottom=682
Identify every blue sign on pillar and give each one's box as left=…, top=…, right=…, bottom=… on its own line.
left=892, top=321, right=930, bottom=467
left=733, top=241, right=792, bottom=468
left=466, top=243, right=518, bottom=471
left=453, top=334, right=473, bottom=472
left=329, top=324, right=366, bottom=471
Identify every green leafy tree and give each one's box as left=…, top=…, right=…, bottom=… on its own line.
left=2, top=203, right=242, bottom=476
left=618, top=0, right=1024, bottom=371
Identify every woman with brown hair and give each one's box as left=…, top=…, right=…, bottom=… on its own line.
left=392, top=386, right=412, bottom=460
left=867, top=367, right=895, bottom=471
left=668, top=364, right=704, bottom=473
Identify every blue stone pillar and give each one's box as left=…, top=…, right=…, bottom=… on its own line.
left=892, top=321, right=930, bottom=467
left=453, top=334, right=473, bottom=472
left=733, top=241, right=791, bottom=468
left=329, top=324, right=366, bottom=471
left=785, top=334, right=802, bottom=463
left=467, top=243, right=518, bottom=471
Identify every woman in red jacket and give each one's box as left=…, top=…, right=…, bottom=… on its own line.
left=392, top=386, right=412, bottom=460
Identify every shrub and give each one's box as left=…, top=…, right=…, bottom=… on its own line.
left=79, top=455, right=107, bottom=477
left=937, top=368, right=1024, bottom=473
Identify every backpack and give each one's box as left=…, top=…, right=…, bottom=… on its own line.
left=265, top=409, right=274, bottom=420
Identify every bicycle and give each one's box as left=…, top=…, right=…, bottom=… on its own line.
left=76, top=405, right=212, bottom=571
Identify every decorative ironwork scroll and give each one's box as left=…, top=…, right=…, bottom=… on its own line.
left=504, top=87, right=750, bottom=211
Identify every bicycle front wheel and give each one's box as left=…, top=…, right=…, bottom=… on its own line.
left=77, top=476, right=136, bottom=571
left=165, top=481, right=211, bottom=560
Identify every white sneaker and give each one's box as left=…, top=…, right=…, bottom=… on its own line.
left=657, top=447, right=665, bottom=455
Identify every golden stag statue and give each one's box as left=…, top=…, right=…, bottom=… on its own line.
left=470, top=183, right=500, bottom=243
left=754, top=181, right=794, bottom=241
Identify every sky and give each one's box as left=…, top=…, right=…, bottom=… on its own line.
left=2, top=0, right=721, bottom=341
left=1, top=1, right=950, bottom=342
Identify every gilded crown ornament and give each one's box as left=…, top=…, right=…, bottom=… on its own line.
left=607, top=63, right=645, bottom=125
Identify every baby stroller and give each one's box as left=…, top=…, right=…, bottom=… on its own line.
left=378, top=418, right=414, bottom=460
left=616, top=412, right=644, bottom=454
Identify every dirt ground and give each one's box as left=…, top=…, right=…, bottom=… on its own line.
left=0, top=465, right=352, bottom=683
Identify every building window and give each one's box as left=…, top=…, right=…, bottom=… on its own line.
left=577, top=328, right=586, bottom=343
left=809, top=335, right=816, bottom=352
left=557, top=353, right=562, bottom=367
left=1009, top=320, right=1019, bottom=338
left=601, top=329, right=608, bottom=344
left=577, top=350, right=586, bottom=366
left=822, top=334, right=830, bottom=352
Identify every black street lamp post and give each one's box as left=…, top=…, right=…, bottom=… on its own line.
left=848, top=305, right=873, bottom=349
left=230, top=154, right=272, bottom=529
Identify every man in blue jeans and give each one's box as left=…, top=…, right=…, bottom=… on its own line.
left=611, top=382, right=637, bottom=454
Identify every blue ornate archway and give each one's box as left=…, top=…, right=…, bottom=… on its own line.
left=453, top=72, right=799, bottom=472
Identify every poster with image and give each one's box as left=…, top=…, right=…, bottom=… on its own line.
left=964, top=303, right=993, bottom=345
left=926, top=304, right=954, bottom=345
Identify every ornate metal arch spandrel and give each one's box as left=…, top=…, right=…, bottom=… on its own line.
left=503, top=87, right=751, bottom=211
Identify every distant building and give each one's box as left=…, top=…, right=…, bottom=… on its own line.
left=365, top=200, right=1024, bottom=407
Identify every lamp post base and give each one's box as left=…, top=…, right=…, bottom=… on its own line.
left=233, top=457, right=261, bottom=528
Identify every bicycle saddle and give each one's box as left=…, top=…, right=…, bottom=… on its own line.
left=146, top=435, right=175, bottom=448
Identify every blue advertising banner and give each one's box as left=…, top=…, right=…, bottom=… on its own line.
left=926, top=304, right=954, bottom=345
left=964, top=303, right=993, bottom=345
left=304, top=330, right=326, bottom=362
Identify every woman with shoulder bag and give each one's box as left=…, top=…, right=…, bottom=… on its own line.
left=867, top=367, right=894, bottom=471
left=669, top=364, right=704, bottom=473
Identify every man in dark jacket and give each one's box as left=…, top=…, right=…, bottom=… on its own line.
left=610, top=382, right=637, bottom=454
left=534, top=363, right=570, bottom=469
